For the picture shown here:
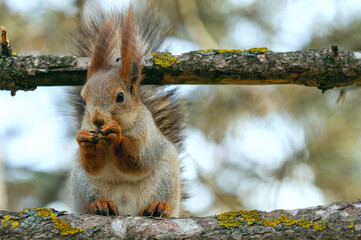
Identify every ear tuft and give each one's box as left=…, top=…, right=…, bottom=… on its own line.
left=128, top=61, right=140, bottom=96
left=87, top=20, right=116, bottom=79
left=119, top=8, right=143, bottom=97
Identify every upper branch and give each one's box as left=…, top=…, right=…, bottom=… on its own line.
left=2, top=48, right=361, bottom=94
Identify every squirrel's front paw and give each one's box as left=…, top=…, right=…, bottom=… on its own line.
left=89, top=199, right=119, bottom=216
left=101, top=120, right=122, bottom=145
left=76, top=129, right=107, bottom=174
left=76, top=129, right=100, bottom=149
left=138, top=200, right=171, bottom=218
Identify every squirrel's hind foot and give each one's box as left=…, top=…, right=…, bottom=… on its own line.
left=138, top=200, right=171, bottom=218
left=89, top=199, right=119, bottom=216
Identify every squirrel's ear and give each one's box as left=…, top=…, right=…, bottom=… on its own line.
left=128, top=61, right=142, bottom=96
left=119, top=8, right=143, bottom=97
left=87, top=20, right=116, bottom=79
left=120, top=60, right=142, bottom=97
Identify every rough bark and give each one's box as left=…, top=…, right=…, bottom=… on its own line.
left=2, top=48, right=361, bottom=94
left=1, top=200, right=361, bottom=239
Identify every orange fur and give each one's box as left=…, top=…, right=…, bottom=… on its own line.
left=119, top=8, right=142, bottom=98
left=138, top=200, right=171, bottom=217
left=101, top=120, right=145, bottom=174
left=76, top=130, right=107, bottom=175
left=112, top=136, right=145, bottom=174
left=87, top=20, right=116, bottom=79
left=89, top=199, right=119, bottom=216
left=119, top=9, right=133, bottom=80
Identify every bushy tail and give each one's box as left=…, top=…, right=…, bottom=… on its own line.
left=140, top=86, right=186, bottom=151
left=70, top=4, right=167, bottom=58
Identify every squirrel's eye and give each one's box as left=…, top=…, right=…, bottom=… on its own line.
left=81, top=96, right=86, bottom=106
left=116, top=92, right=125, bottom=103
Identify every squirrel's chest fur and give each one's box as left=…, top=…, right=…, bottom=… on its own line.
left=71, top=139, right=181, bottom=216
left=93, top=173, right=160, bottom=216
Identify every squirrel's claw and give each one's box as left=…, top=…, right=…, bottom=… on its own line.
left=89, top=199, right=119, bottom=216
left=101, top=120, right=121, bottom=136
left=76, top=130, right=94, bottom=143
left=76, top=129, right=100, bottom=148
left=138, top=200, right=171, bottom=218
left=100, top=120, right=122, bottom=145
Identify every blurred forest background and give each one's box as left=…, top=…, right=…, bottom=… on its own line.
left=1, top=0, right=361, bottom=217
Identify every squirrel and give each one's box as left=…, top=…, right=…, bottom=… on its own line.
left=69, top=6, right=186, bottom=218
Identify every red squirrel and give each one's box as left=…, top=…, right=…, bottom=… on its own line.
left=70, top=6, right=185, bottom=217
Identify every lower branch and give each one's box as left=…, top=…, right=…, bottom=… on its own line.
left=1, top=200, right=361, bottom=239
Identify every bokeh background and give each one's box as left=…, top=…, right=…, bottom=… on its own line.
left=1, top=0, right=361, bottom=216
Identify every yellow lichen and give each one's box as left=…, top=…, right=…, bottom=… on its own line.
left=218, top=210, right=326, bottom=231
left=11, top=221, right=19, bottom=228
left=296, top=218, right=312, bottom=229
left=1, top=215, right=19, bottom=229
left=152, top=52, right=179, bottom=67
left=35, top=208, right=53, bottom=218
left=20, top=208, right=83, bottom=236
left=1, top=215, right=11, bottom=227
left=20, top=208, right=35, bottom=214
left=348, top=222, right=354, bottom=229
left=199, top=48, right=216, bottom=53
left=312, top=220, right=327, bottom=230
left=244, top=47, right=268, bottom=53
left=51, top=214, right=83, bottom=236
left=197, top=48, right=268, bottom=54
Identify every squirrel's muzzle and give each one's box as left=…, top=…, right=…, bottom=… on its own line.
left=91, top=107, right=106, bottom=129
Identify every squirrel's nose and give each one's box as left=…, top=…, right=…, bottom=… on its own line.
left=91, top=108, right=105, bottom=129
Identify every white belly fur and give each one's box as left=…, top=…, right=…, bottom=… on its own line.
left=89, top=142, right=180, bottom=216
left=91, top=157, right=169, bottom=216
left=98, top=181, right=152, bottom=215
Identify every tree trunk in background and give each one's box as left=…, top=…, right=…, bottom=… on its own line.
left=1, top=200, right=361, bottom=239
left=0, top=151, right=8, bottom=210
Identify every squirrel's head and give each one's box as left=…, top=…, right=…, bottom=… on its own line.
left=80, top=10, right=144, bottom=131
left=80, top=66, right=142, bottom=131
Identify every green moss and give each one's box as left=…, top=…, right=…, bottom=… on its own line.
left=20, top=208, right=83, bottom=236
left=218, top=210, right=326, bottom=231
left=152, top=52, right=179, bottom=67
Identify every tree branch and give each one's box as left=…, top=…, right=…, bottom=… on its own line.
left=2, top=48, right=361, bottom=95
left=1, top=200, right=361, bottom=239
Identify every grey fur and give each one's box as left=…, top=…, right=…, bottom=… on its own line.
left=71, top=162, right=100, bottom=213
left=69, top=5, right=185, bottom=217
